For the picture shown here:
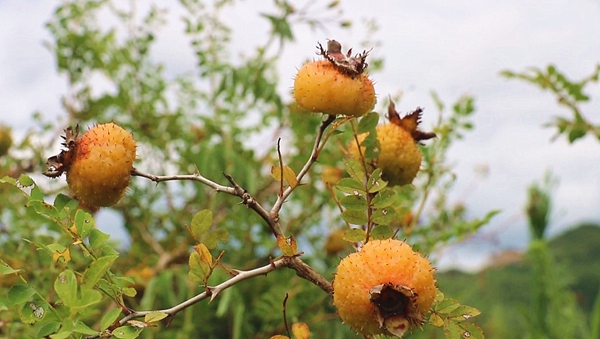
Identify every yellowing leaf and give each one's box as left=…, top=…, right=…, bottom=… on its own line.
left=276, top=235, right=298, bottom=256
left=144, top=311, right=168, bottom=323
left=429, top=313, right=444, bottom=327
left=269, top=336, right=290, bottom=339
left=271, top=165, right=298, bottom=188
left=194, top=244, right=213, bottom=266
left=291, top=322, right=310, bottom=339
left=52, top=247, right=71, bottom=263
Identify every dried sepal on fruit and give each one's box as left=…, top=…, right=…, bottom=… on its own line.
left=43, top=123, right=136, bottom=207
left=332, top=239, right=436, bottom=337
left=293, top=39, right=376, bottom=117
left=348, top=101, right=436, bottom=186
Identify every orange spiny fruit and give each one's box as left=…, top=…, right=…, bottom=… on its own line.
left=44, top=123, right=136, bottom=207
left=348, top=101, right=435, bottom=186
left=293, top=40, right=376, bottom=117
left=332, top=239, right=436, bottom=337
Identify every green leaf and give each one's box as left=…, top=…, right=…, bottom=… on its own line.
left=101, top=308, right=122, bottom=331
left=145, top=311, right=168, bottom=323
left=74, top=321, right=98, bottom=335
left=8, top=284, right=36, bottom=306
left=0, top=263, right=22, bottom=275
left=191, top=209, right=213, bottom=240
left=335, top=178, right=366, bottom=195
left=112, top=325, right=143, bottom=339
left=362, top=131, right=380, bottom=159
left=75, top=209, right=95, bottom=238
left=371, top=207, right=396, bottom=225
left=27, top=200, right=58, bottom=219
left=444, top=321, right=484, bottom=339
left=343, top=228, right=367, bottom=243
left=339, top=194, right=368, bottom=210
left=448, top=305, right=481, bottom=322
left=121, top=287, right=137, bottom=297
left=54, top=270, right=77, bottom=307
left=82, top=255, right=119, bottom=289
left=53, top=193, right=74, bottom=212
left=367, top=169, right=387, bottom=193
left=38, top=321, right=61, bottom=337
left=72, top=288, right=102, bottom=310
left=89, top=229, right=110, bottom=249
left=341, top=209, right=368, bottom=225
left=371, top=188, right=396, bottom=208
left=357, top=112, right=379, bottom=134
left=370, top=225, right=393, bottom=240
left=343, top=158, right=365, bottom=181
left=435, top=297, right=461, bottom=315
left=188, top=252, right=210, bottom=283
left=18, top=174, right=34, bottom=187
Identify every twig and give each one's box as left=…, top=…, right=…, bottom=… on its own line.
left=131, top=167, right=236, bottom=195
left=271, top=115, right=336, bottom=214
left=87, top=255, right=333, bottom=338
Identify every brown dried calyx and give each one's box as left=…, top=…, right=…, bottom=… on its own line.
left=370, top=283, right=425, bottom=337
left=43, top=125, right=79, bottom=178
left=316, top=39, right=370, bottom=78
left=387, top=100, right=436, bottom=142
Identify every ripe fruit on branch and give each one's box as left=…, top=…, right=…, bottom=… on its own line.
left=293, top=40, right=376, bottom=117
left=332, top=239, right=436, bottom=337
left=43, top=123, right=136, bottom=207
left=348, top=101, right=436, bottom=186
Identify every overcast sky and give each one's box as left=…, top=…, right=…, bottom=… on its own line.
left=1, top=1, right=599, bottom=271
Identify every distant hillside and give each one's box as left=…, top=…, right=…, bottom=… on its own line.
left=410, top=223, right=600, bottom=339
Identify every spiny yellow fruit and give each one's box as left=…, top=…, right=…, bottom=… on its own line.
left=332, top=239, right=436, bottom=337
left=43, top=123, right=136, bottom=207
left=293, top=40, right=376, bottom=117
left=348, top=102, right=435, bottom=186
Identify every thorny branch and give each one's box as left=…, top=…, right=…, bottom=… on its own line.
left=86, top=256, right=332, bottom=338
left=124, top=115, right=340, bottom=336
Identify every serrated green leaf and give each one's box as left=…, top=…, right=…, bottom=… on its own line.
left=341, top=209, right=368, bottom=225
left=75, top=209, right=95, bottom=238
left=27, top=200, right=58, bottom=219
left=357, top=112, right=379, bottom=133
left=188, top=252, right=210, bottom=283
left=82, top=255, right=118, bottom=289
left=89, top=229, right=110, bottom=249
left=372, top=207, right=396, bottom=225
left=335, top=178, right=366, bottom=195
left=54, top=270, right=77, bottom=307
left=7, top=284, right=36, bottom=306
left=339, top=194, right=368, bottom=210
left=435, top=297, right=461, bottom=314
left=112, top=325, right=142, bottom=339
left=101, top=308, right=122, bottom=331
left=343, top=158, right=365, bottom=180
left=145, top=311, right=168, bottom=323
left=73, top=321, right=98, bottom=335
left=362, top=131, right=380, bottom=158
left=448, top=305, right=481, bottom=322
left=343, top=228, right=366, bottom=243
left=443, top=321, right=463, bottom=339
left=370, top=225, right=393, bottom=240
left=371, top=188, right=396, bottom=208
left=367, top=169, right=387, bottom=193
left=191, top=209, right=213, bottom=239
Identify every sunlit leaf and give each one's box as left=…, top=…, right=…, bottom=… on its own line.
left=276, top=235, right=297, bottom=256
left=144, top=311, right=168, bottom=323
left=271, top=165, right=298, bottom=188
left=343, top=228, right=366, bottom=243
left=191, top=209, right=213, bottom=240
left=82, top=255, right=118, bottom=289
left=335, top=178, right=366, bottom=195
left=291, top=322, right=310, bottom=339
